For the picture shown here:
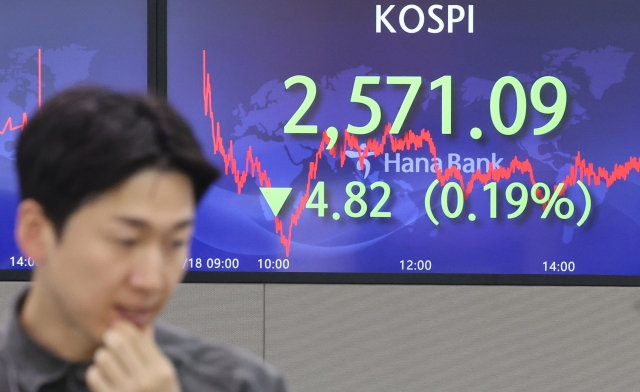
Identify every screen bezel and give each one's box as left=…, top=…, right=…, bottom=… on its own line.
left=5, top=0, right=638, bottom=286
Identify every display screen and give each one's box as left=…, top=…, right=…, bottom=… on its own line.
left=169, top=0, right=640, bottom=283
left=0, top=0, right=147, bottom=272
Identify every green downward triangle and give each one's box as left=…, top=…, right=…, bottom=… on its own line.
left=260, top=187, right=292, bottom=217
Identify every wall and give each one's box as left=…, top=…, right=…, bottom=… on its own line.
left=2, top=282, right=639, bottom=391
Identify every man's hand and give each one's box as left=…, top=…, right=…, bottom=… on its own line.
left=86, top=323, right=181, bottom=392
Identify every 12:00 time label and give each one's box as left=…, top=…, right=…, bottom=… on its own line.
left=400, top=259, right=432, bottom=272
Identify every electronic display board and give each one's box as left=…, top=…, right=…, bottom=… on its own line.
left=175, top=0, right=637, bottom=283
left=168, top=0, right=640, bottom=283
left=0, top=0, right=147, bottom=274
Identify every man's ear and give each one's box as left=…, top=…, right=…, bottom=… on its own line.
left=15, top=199, right=56, bottom=265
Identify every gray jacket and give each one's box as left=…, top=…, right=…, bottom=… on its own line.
left=0, top=290, right=288, bottom=392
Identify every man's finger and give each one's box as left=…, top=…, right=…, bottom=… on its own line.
left=116, top=322, right=164, bottom=365
left=93, top=348, right=127, bottom=387
left=86, top=366, right=112, bottom=392
left=103, top=327, right=145, bottom=373
left=142, top=324, right=154, bottom=338
left=113, top=322, right=158, bottom=362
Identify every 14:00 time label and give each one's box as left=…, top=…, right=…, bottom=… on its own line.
left=543, top=261, right=575, bottom=272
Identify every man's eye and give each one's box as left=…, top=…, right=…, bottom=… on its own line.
left=117, top=239, right=138, bottom=248
left=170, top=240, right=187, bottom=249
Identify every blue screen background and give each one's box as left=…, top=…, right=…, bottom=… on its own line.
left=0, top=0, right=147, bottom=269
left=178, top=0, right=640, bottom=275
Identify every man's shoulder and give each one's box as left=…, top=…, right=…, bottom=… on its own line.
left=154, top=321, right=287, bottom=392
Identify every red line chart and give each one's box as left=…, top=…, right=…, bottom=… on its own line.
left=202, top=50, right=640, bottom=256
left=1, top=49, right=41, bottom=135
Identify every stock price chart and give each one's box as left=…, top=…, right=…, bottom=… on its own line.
left=169, top=0, right=640, bottom=278
left=0, top=0, right=146, bottom=271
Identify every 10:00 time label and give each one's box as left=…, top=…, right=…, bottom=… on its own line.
left=258, top=258, right=290, bottom=270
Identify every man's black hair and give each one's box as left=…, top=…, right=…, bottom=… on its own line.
left=16, top=86, right=219, bottom=236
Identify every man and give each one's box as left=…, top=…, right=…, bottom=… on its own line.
left=0, top=87, right=288, bottom=392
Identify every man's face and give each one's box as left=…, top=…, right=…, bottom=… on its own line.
left=37, top=169, right=194, bottom=344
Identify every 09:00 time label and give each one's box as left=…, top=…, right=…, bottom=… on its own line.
left=183, top=258, right=292, bottom=271
left=184, top=257, right=240, bottom=270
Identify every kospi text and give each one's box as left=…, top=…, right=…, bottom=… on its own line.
left=376, top=4, right=474, bottom=33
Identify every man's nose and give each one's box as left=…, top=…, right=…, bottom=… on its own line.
left=127, top=244, right=164, bottom=292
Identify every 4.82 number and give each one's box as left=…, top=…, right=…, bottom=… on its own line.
left=306, top=180, right=391, bottom=218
